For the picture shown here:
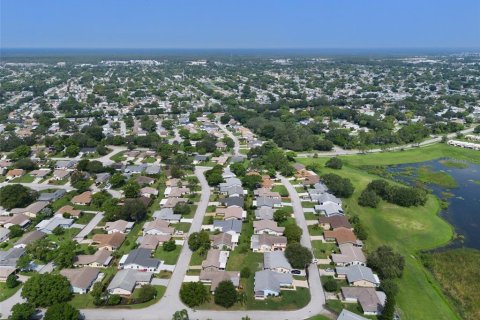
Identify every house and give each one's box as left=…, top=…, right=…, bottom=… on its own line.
left=261, top=175, right=274, bottom=189
left=315, top=202, right=344, bottom=217
left=336, top=265, right=380, bottom=287
left=0, top=227, right=10, bottom=242
left=250, top=234, right=287, bottom=252
left=210, top=232, right=235, bottom=250
left=29, top=169, right=50, bottom=178
left=215, top=207, right=246, bottom=220
left=201, top=249, right=229, bottom=271
left=337, top=309, right=369, bottom=320
left=324, top=227, right=361, bottom=246
left=219, top=196, right=244, bottom=208
left=164, top=186, right=190, bottom=198
left=38, top=189, right=66, bottom=202
left=253, top=220, right=284, bottom=236
left=213, top=220, right=242, bottom=235
left=199, top=270, right=240, bottom=292
left=60, top=267, right=100, bottom=294
left=254, top=188, right=281, bottom=199
left=107, top=269, right=153, bottom=296
left=135, top=176, right=155, bottom=186
left=53, top=169, right=71, bottom=180
left=10, top=201, right=49, bottom=218
left=0, top=247, right=25, bottom=268
left=6, top=169, right=24, bottom=180
left=255, top=196, right=282, bottom=208
left=137, top=234, right=172, bottom=251
left=219, top=178, right=242, bottom=193
left=160, top=197, right=187, bottom=208
left=332, top=243, right=367, bottom=266
left=141, top=187, right=158, bottom=198
left=314, top=193, right=342, bottom=206
left=119, top=248, right=161, bottom=272
left=92, top=233, right=126, bottom=251
left=55, top=160, right=77, bottom=170
left=145, top=164, right=161, bottom=175
left=95, top=172, right=111, bottom=185
left=71, top=191, right=92, bottom=206
left=255, top=206, right=274, bottom=220
left=35, top=216, right=74, bottom=234
left=224, top=185, right=245, bottom=197
left=341, top=287, right=386, bottom=316
left=0, top=213, right=30, bottom=229
left=80, top=147, right=97, bottom=155
left=254, top=270, right=293, bottom=299
left=193, top=154, right=208, bottom=164
left=105, top=220, right=134, bottom=234
left=14, top=230, right=46, bottom=248
left=152, top=208, right=181, bottom=223
left=125, top=164, right=147, bottom=174
left=263, top=251, right=292, bottom=273
left=319, top=216, right=352, bottom=230
left=143, top=220, right=174, bottom=236
left=74, top=249, right=113, bottom=268
left=56, top=205, right=82, bottom=218
left=0, top=267, right=16, bottom=282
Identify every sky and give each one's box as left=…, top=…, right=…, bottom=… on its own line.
left=1, top=0, right=479, bottom=49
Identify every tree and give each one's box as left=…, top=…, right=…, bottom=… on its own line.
left=173, top=202, right=191, bottom=216
left=285, top=243, right=313, bottom=269
left=123, top=182, right=140, bottom=198
left=0, top=184, right=36, bottom=210
left=474, top=125, right=480, bottom=134
left=322, top=276, right=338, bottom=292
left=358, top=189, right=380, bottom=208
left=44, top=303, right=79, bottom=320
left=136, top=284, right=157, bottom=303
left=367, top=246, right=405, bottom=279
left=8, top=225, right=24, bottom=238
left=284, top=224, right=302, bottom=243
left=109, top=173, right=126, bottom=188
left=6, top=273, right=19, bottom=288
left=53, top=240, right=76, bottom=269
left=321, top=173, right=354, bottom=198
left=163, top=239, right=177, bottom=252
left=26, top=238, right=55, bottom=262
left=241, top=174, right=262, bottom=191
left=172, top=309, right=189, bottom=320
left=9, top=303, right=36, bottom=320
left=205, top=166, right=224, bottom=186
left=22, top=274, right=72, bottom=307
left=179, top=282, right=210, bottom=307
left=188, top=231, right=210, bottom=251
left=325, top=157, right=343, bottom=169
left=65, top=145, right=80, bottom=157
left=230, top=162, right=246, bottom=177
left=273, top=208, right=290, bottom=224
left=378, top=293, right=396, bottom=320
left=214, top=280, right=237, bottom=308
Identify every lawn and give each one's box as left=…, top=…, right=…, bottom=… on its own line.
left=312, top=241, right=338, bottom=259
left=109, top=151, right=126, bottom=162
left=304, top=212, right=318, bottom=220
left=272, top=185, right=289, bottom=197
left=424, top=248, right=480, bottom=320
left=76, top=212, right=95, bottom=224
left=154, top=245, right=182, bottom=265
left=297, top=154, right=460, bottom=320
left=0, top=282, right=21, bottom=302
left=174, top=222, right=191, bottom=233
left=11, top=174, right=35, bottom=183
left=47, top=228, right=81, bottom=243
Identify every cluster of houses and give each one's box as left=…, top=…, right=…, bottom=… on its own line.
left=294, top=165, right=386, bottom=317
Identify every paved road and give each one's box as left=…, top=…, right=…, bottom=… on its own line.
left=74, top=212, right=104, bottom=241
left=218, top=123, right=240, bottom=157
left=297, top=127, right=476, bottom=158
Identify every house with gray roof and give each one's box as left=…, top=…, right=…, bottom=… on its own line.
left=95, top=172, right=111, bottom=185
left=254, top=270, right=293, bottom=299
left=152, top=208, right=181, bottom=223
left=145, top=164, right=161, bottom=175
left=314, top=193, right=342, bottom=206
left=107, top=269, right=153, bottom=295
left=60, top=267, right=100, bottom=294
left=35, top=216, right=73, bottom=234
left=263, top=251, right=292, bottom=273
left=38, top=189, right=66, bottom=202
left=337, top=309, right=369, bottom=320
left=219, top=178, right=242, bottom=192
left=341, top=287, right=386, bottom=316
left=315, top=202, right=344, bottom=217
left=255, top=206, right=274, bottom=220
left=213, top=220, right=242, bottom=235
left=332, top=243, right=366, bottom=266
left=255, top=196, right=282, bottom=208
left=119, top=248, right=161, bottom=272
left=14, top=230, right=46, bottom=248
left=219, top=196, right=244, bottom=208
left=55, top=160, right=77, bottom=169
left=0, top=247, right=25, bottom=268
left=336, top=265, right=380, bottom=288
left=0, top=227, right=10, bottom=243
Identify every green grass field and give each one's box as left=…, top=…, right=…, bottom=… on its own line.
left=417, top=166, right=458, bottom=188
left=0, top=282, right=21, bottom=302
left=154, top=245, right=182, bottom=265
left=298, top=146, right=464, bottom=320
left=424, top=249, right=480, bottom=320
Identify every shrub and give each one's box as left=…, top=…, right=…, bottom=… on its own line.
left=358, top=189, right=381, bottom=208
left=325, top=157, right=343, bottom=169
left=322, top=173, right=354, bottom=198
left=323, top=277, right=338, bottom=292
left=214, top=280, right=237, bottom=308
left=240, top=267, right=251, bottom=278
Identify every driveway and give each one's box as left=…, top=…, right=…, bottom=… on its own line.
left=74, top=212, right=104, bottom=241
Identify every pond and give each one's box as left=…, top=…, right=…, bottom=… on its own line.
left=387, top=159, right=480, bottom=249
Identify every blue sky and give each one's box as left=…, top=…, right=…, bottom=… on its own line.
left=1, top=0, right=479, bottom=49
